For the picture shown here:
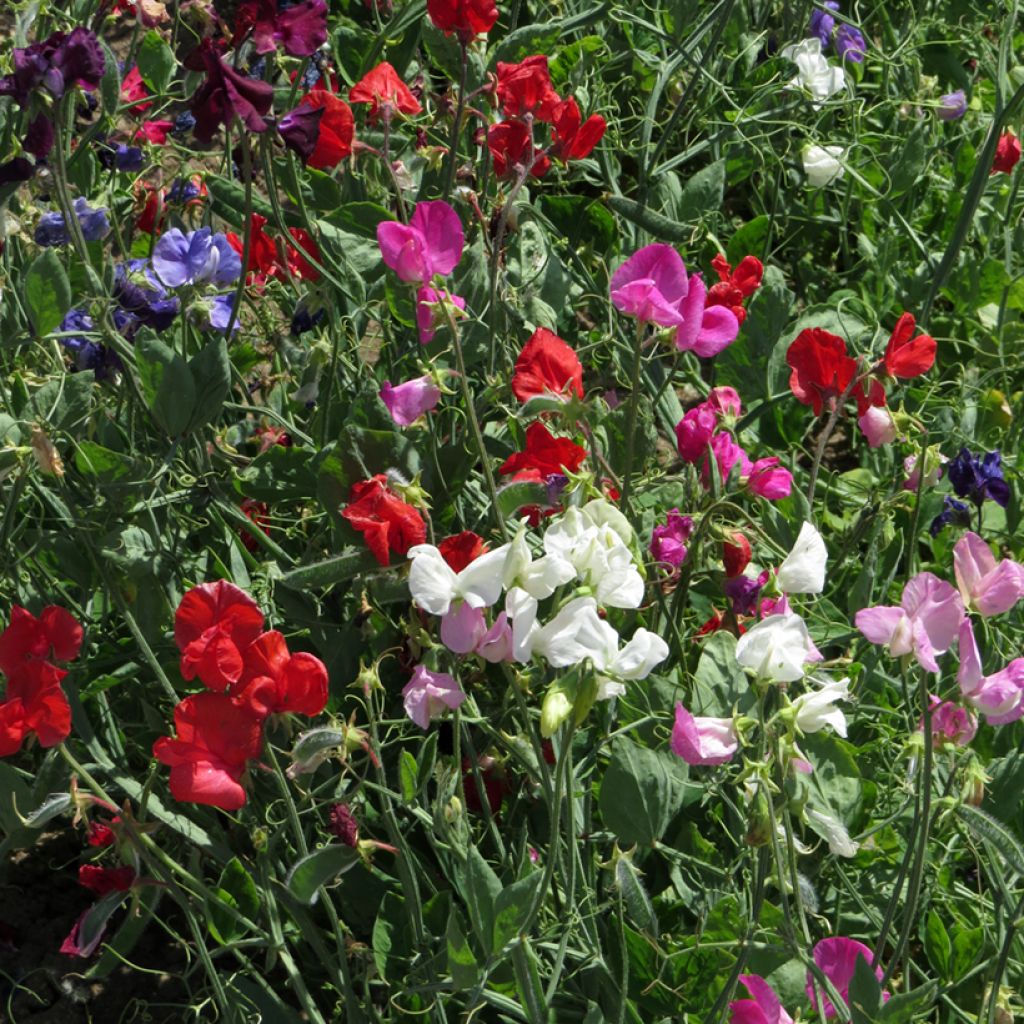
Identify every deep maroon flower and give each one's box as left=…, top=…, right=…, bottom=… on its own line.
left=235, top=0, right=328, bottom=57
left=189, top=40, right=274, bottom=143
left=329, top=803, right=360, bottom=846
left=0, top=28, right=105, bottom=107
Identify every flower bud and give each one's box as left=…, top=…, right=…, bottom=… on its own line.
left=540, top=687, right=573, bottom=738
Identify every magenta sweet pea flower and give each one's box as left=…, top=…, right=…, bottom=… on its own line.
left=854, top=572, right=965, bottom=673
left=377, top=201, right=464, bottom=284
left=922, top=695, right=977, bottom=748
left=674, top=275, right=740, bottom=357
left=701, top=432, right=752, bottom=489
left=708, top=386, right=743, bottom=420
left=957, top=619, right=1024, bottom=724
left=953, top=531, right=1024, bottom=617
left=745, top=457, right=793, bottom=500
left=675, top=405, right=718, bottom=463
left=650, top=509, right=694, bottom=567
left=416, top=286, right=466, bottom=344
left=380, top=376, right=442, bottom=426
left=729, top=974, right=793, bottom=1024
left=610, top=244, right=691, bottom=327
left=402, top=665, right=466, bottom=728
left=670, top=703, right=738, bottom=765
left=807, top=937, right=887, bottom=1019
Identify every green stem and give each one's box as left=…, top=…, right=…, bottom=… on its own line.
left=620, top=320, right=648, bottom=510
left=442, top=41, right=469, bottom=201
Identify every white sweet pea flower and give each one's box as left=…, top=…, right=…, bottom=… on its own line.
left=803, top=144, right=845, bottom=187
left=578, top=498, right=635, bottom=547
left=504, top=523, right=576, bottom=599
left=781, top=38, right=846, bottom=107
left=407, top=543, right=510, bottom=616
left=792, top=676, right=850, bottom=737
left=735, top=613, right=821, bottom=682
left=506, top=586, right=540, bottom=663
left=532, top=597, right=609, bottom=667
left=806, top=807, right=859, bottom=858
left=777, top=521, right=828, bottom=594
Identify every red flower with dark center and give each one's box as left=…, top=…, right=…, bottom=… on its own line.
left=496, top=56, right=560, bottom=120
left=349, top=62, right=422, bottom=120
left=499, top=422, right=587, bottom=478
left=232, top=630, right=329, bottom=718
left=549, top=97, right=606, bottom=162
left=427, top=0, right=498, bottom=42
left=511, top=327, right=584, bottom=403
left=438, top=531, right=487, bottom=572
left=0, top=661, right=72, bottom=757
left=488, top=119, right=550, bottom=178
left=786, top=328, right=859, bottom=416
left=78, top=864, right=136, bottom=896
left=883, top=312, right=936, bottom=379
left=152, top=692, right=265, bottom=810
left=0, top=605, right=82, bottom=685
left=706, top=254, right=763, bottom=324
left=189, top=39, right=274, bottom=143
left=992, top=132, right=1021, bottom=175
left=341, top=475, right=427, bottom=566
left=174, top=581, right=265, bottom=692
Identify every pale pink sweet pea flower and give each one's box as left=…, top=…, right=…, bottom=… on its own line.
left=671, top=703, right=738, bottom=765
left=377, top=200, right=464, bottom=284
left=380, top=376, right=441, bottom=426
left=858, top=405, right=897, bottom=448
left=475, top=612, right=513, bottom=662
left=807, top=937, right=887, bottom=1019
left=953, top=531, right=1024, bottom=617
left=440, top=602, right=487, bottom=654
left=903, top=451, right=945, bottom=491
left=957, top=619, right=1024, bottom=724
left=745, top=457, right=793, bottom=500
left=922, top=695, right=977, bottom=747
left=855, top=572, right=965, bottom=673
left=729, top=974, right=793, bottom=1024
left=402, top=665, right=466, bottom=728
left=416, top=286, right=466, bottom=344
left=610, top=243, right=691, bottom=327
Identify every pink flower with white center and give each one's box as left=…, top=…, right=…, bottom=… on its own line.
left=854, top=572, right=965, bottom=673
left=416, top=286, right=466, bottom=344
left=377, top=200, right=464, bottom=284
left=953, top=531, right=1024, bottom=617
left=675, top=404, right=717, bottom=463
left=670, top=703, right=738, bottom=765
left=957, top=619, right=1024, bottom=724
left=745, top=457, right=793, bottom=500
left=922, top=695, right=977, bottom=747
left=402, top=665, right=466, bottom=728
left=380, top=376, right=441, bottom=426
left=857, top=404, right=897, bottom=448
left=807, top=937, right=887, bottom=1019
left=729, top=974, right=793, bottom=1024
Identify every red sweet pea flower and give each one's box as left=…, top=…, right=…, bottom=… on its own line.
left=706, top=254, right=763, bottom=325
left=120, top=66, right=152, bottom=113
left=135, top=185, right=164, bottom=235
left=189, top=39, right=274, bottom=143
left=296, top=88, right=355, bottom=169
left=723, top=532, right=752, bottom=578
left=349, top=62, right=422, bottom=120
left=239, top=498, right=270, bottom=553
left=152, top=692, right=265, bottom=810
left=992, top=132, right=1021, bottom=175
left=286, top=227, right=321, bottom=280
left=341, top=475, right=427, bottom=567
left=232, top=631, right=329, bottom=718
left=488, top=119, right=550, bottom=178
left=549, top=98, right=606, bottom=162
left=0, top=662, right=72, bottom=757
left=499, top=421, right=587, bottom=478
left=174, top=581, right=265, bottom=692
left=438, top=531, right=487, bottom=572
left=427, top=0, right=498, bottom=42
left=227, top=215, right=322, bottom=285
left=496, top=56, right=560, bottom=120
left=511, top=327, right=584, bottom=403
left=135, top=119, right=174, bottom=145
left=786, top=328, right=859, bottom=416
left=87, top=819, right=119, bottom=848
left=78, top=864, right=136, bottom=896
left=0, top=605, right=82, bottom=685
left=883, top=312, right=936, bottom=379
left=235, top=0, right=328, bottom=57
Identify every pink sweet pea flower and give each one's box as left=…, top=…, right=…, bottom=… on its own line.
left=440, top=602, right=487, bottom=654
left=953, top=531, right=1024, bottom=617
left=674, top=277, right=740, bottom=357
left=476, top=612, right=513, bottom=662
left=922, top=694, right=977, bottom=747
left=670, top=703, right=738, bottom=765
left=377, top=200, right=464, bottom=284
left=701, top=432, right=752, bottom=489
left=610, top=243, right=691, bottom=327
left=745, top=457, right=793, bottom=500
left=708, top=386, right=743, bottom=420
left=416, top=286, right=466, bottom=344
left=402, top=665, right=466, bottom=728
left=857, top=405, right=897, bottom=448
left=957, top=619, right=1024, bottom=724
left=854, top=572, right=965, bottom=673
left=380, top=376, right=441, bottom=426
left=675, top=405, right=717, bottom=463
left=807, top=937, right=887, bottom=1019
left=729, top=974, right=793, bottom=1024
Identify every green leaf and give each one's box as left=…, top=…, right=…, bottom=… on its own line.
left=136, top=334, right=195, bottom=437
left=691, top=631, right=755, bottom=717
left=78, top=891, right=129, bottom=956
left=239, top=444, right=319, bottom=502
left=677, top=159, right=726, bottom=224
left=23, top=250, right=72, bottom=337
left=19, top=791, right=73, bottom=829
left=847, top=952, right=883, bottom=1024
left=447, top=908, right=479, bottom=989
left=399, top=750, right=418, bottom=802
left=290, top=727, right=346, bottom=773
left=492, top=872, right=542, bottom=950
left=955, top=803, right=1024, bottom=875
left=889, top=124, right=928, bottom=197
left=0, top=764, right=32, bottom=837
left=614, top=854, right=658, bottom=935
left=598, top=737, right=684, bottom=847
left=878, top=981, right=937, bottom=1024
left=726, top=214, right=771, bottom=265
left=923, top=910, right=951, bottom=977
left=950, top=926, right=983, bottom=977
left=285, top=845, right=361, bottom=905
left=75, top=441, right=132, bottom=481
left=460, top=844, right=501, bottom=954
left=497, top=480, right=550, bottom=520
left=99, top=40, right=121, bottom=116
left=279, top=549, right=381, bottom=590
left=136, top=30, right=176, bottom=94
left=186, top=337, right=231, bottom=433
left=208, top=857, right=260, bottom=944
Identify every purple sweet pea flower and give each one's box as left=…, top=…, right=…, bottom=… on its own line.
left=98, top=142, right=144, bottom=172
left=277, top=104, right=324, bottom=161
left=0, top=28, right=105, bottom=107
left=402, top=665, right=466, bottom=729
left=929, top=495, right=972, bottom=536
left=377, top=201, right=465, bottom=284
left=725, top=569, right=770, bottom=616
left=380, top=376, right=442, bottom=426
left=251, top=0, right=329, bottom=57
left=24, top=114, right=54, bottom=159
left=649, top=509, right=693, bottom=567
left=938, top=90, right=967, bottom=121
left=114, top=259, right=180, bottom=331
left=58, top=309, right=122, bottom=380
left=189, top=40, right=274, bottom=143
left=834, top=23, right=866, bottom=62
left=947, top=447, right=1011, bottom=508
left=34, top=197, right=110, bottom=246
left=192, top=293, right=237, bottom=334
left=152, top=228, right=242, bottom=288
left=808, top=1, right=840, bottom=47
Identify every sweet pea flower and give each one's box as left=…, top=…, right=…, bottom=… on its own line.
left=35, top=198, right=110, bottom=246
left=953, top=531, right=1024, bottom=617
left=834, top=23, right=866, bottom=62
left=803, top=144, right=845, bottom=186
left=938, top=90, right=967, bottom=121
left=957, top=619, right=1024, bottom=724
left=922, top=695, right=977, bottom=747
left=440, top=602, right=487, bottom=654
left=855, top=572, right=965, bottom=673
left=377, top=201, right=464, bottom=284
left=903, top=450, right=946, bottom=491
left=930, top=496, right=973, bottom=537
left=745, top=457, right=793, bottom=500
left=650, top=509, right=694, bottom=568
left=407, top=543, right=511, bottom=616
left=782, top=38, right=846, bottom=106
left=671, top=704, right=738, bottom=766
left=808, top=2, right=839, bottom=46
left=947, top=447, right=1011, bottom=509
left=858, top=404, right=897, bottom=447
left=416, top=286, right=466, bottom=344
left=189, top=39, right=274, bottom=142
left=152, top=228, right=241, bottom=289
left=777, top=521, right=828, bottom=594
left=380, top=376, right=441, bottom=426
left=807, top=937, right=887, bottom=1018
left=992, top=132, right=1021, bottom=175
left=725, top=570, right=770, bottom=616
left=708, top=386, right=743, bottom=419
left=729, top=974, right=793, bottom=1024
left=402, top=665, right=466, bottom=728
left=476, top=613, right=513, bottom=663
left=702, top=432, right=752, bottom=488
left=736, top=613, right=822, bottom=682
left=792, top=677, right=850, bottom=737
left=806, top=807, right=859, bottom=857
left=675, top=405, right=718, bottom=463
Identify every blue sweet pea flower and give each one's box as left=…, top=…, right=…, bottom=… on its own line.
left=34, top=197, right=109, bottom=246
left=57, top=308, right=122, bottom=380
left=929, top=496, right=972, bottom=536
left=808, top=1, right=839, bottom=47
left=151, top=227, right=242, bottom=289
left=947, top=447, right=1011, bottom=508
left=114, top=259, right=180, bottom=330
